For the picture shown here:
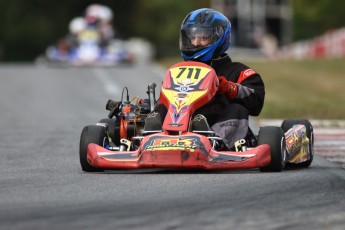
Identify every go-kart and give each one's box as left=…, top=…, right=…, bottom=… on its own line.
left=79, top=61, right=314, bottom=172
left=46, top=27, right=134, bottom=67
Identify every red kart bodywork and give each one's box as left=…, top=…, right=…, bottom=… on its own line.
left=86, top=61, right=272, bottom=170
left=87, top=133, right=271, bottom=169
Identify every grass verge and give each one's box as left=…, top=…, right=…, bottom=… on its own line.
left=158, top=57, right=345, bottom=120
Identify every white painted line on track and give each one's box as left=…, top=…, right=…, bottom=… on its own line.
left=314, top=127, right=345, bottom=167
left=92, top=68, right=122, bottom=97
left=259, top=119, right=345, bottom=128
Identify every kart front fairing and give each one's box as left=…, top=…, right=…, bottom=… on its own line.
left=87, top=132, right=271, bottom=170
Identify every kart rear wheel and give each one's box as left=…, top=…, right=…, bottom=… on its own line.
left=258, top=126, right=286, bottom=172
left=281, top=119, right=314, bottom=168
left=79, top=125, right=107, bottom=172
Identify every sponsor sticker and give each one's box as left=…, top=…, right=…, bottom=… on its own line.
left=243, top=69, right=256, bottom=77
left=144, top=137, right=199, bottom=151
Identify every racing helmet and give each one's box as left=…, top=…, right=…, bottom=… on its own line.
left=98, top=6, right=113, bottom=23
left=85, top=4, right=113, bottom=24
left=69, top=17, right=86, bottom=34
left=179, top=8, right=231, bottom=63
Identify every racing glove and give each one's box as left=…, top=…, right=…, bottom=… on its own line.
left=217, top=76, right=238, bottom=100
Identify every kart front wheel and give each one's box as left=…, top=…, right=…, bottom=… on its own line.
left=258, top=126, right=286, bottom=172
left=281, top=119, right=314, bottom=168
left=79, top=125, right=107, bottom=172
left=98, top=118, right=119, bottom=145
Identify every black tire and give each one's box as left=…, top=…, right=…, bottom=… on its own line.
left=98, top=118, right=119, bottom=145
left=258, top=126, right=286, bottom=172
left=281, top=119, right=314, bottom=168
left=79, top=125, right=107, bottom=172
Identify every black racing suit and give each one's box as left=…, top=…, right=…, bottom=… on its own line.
left=196, top=53, right=265, bottom=148
left=147, top=53, right=265, bottom=148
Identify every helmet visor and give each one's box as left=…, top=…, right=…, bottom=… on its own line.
left=180, top=26, right=223, bottom=53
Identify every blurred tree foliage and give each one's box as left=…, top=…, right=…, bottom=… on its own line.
left=0, top=0, right=209, bottom=61
left=292, top=0, right=345, bottom=40
left=0, top=0, right=344, bottom=61
left=129, top=0, right=210, bottom=58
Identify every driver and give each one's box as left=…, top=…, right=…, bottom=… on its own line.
left=85, top=4, right=115, bottom=48
left=146, top=8, right=265, bottom=149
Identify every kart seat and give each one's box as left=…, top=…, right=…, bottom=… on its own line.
left=192, top=114, right=212, bottom=132
left=143, top=111, right=163, bottom=134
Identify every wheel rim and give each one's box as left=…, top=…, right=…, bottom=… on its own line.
left=102, top=137, right=109, bottom=148
left=281, top=137, right=286, bottom=162
left=310, top=131, right=314, bottom=158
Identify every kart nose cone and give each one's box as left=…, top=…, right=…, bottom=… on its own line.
left=139, top=149, right=208, bottom=169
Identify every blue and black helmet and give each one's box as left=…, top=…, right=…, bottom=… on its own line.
left=179, top=8, right=231, bottom=63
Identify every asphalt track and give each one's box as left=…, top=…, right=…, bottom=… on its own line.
left=0, top=63, right=344, bottom=230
